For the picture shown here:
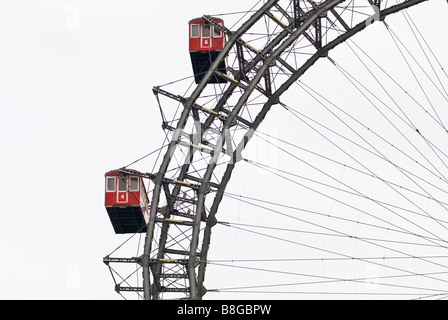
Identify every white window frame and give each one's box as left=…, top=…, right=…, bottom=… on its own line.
left=201, top=24, right=211, bottom=38
left=118, top=177, right=128, bottom=192
left=129, top=177, right=139, bottom=192
left=106, top=177, right=116, bottom=192
left=213, top=23, right=222, bottom=38
left=191, top=24, right=200, bottom=38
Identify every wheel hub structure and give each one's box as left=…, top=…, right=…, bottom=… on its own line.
left=104, top=0, right=430, bottom=300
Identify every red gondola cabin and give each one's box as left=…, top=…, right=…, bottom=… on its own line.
left=189, top=17, right=227, bottom=84
left=104, top=169, right=149, bottom=234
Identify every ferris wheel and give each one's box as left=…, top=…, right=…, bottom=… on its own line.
left=103, top=0, right=448, bottom=300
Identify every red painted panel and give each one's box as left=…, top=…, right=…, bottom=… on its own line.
left=128, top=190, right=140, bottom=206
left=117, top=192, right=128, bottom=204
left=105, top=192, right=115, bottom=206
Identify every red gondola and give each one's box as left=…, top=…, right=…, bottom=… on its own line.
left=104, top=169, right=149, bottom=234
left=189, top=17, right=227, bottom=84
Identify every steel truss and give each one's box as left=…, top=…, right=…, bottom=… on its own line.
left=104, top=0, right=429, bottom=300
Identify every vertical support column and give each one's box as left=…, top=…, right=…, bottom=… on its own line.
left=264, top=67, right=272, bottom=97
left=293, top=0, right=301, bottom=28
left=237, top=42, right=249, bottom=81
left=314, top=17, right=322, bottom=50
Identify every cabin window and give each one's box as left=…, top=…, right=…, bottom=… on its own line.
left=191, top=24, right=200, bottom=38
left=202, top=24, right=211, bottom=38
left=130, top=177, right=139, bottom=191
left=106, top=177, right=115, bottom=192
left=118, top=177, right=127, bottom=192
left=214, top=24, right=222, bottom=37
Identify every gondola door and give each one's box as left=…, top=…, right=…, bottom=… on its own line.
left=201, top=23, right=212, bottom=49
left=116, top=176, right=128, bottom=204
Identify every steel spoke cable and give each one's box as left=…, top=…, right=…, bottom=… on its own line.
left=254, top=129, right=448, bottom=208
left=209, top=289, right=446, bottom=298
left=108, top=265, right=144, bottom=300
left=401, top=9, right=448, bottom=81
left=208, top=255, right=448, bottom=263
left=382, top=25, right=448, bottom=172
left=390, top=11, right=448, bottom=103
left=344, top=36, right=421, bottom=133
left=288, top=78, right=448, bottom=226
left=210, top=271, right=447, bottom=295
left=416, top=292, right=448, bottom=301
left=224, top=191, right=446, bottom=245
left=255, top=126, right=448, bottom=240
left=228, top=194, right=446, bottom=246
left=346, top=34, right=440, bottom=103
left=385, top=22, right=447, bottom=130
left=216, top=158, right=448, bottom=296
left=246, top=154, right=448, bottom=233
left=122, top=145, right=167, bottom=169
left=206, top=262, right=448, bottom=288
left=107, top=226, right=148, bottom=257
left=254, top=130, right=448, bottom=222
left=345, top=38, right=448, bottom=165
left=226, top=166, right=447, bottom=253
left=223, top=190, right=448, bottom=273
left=327, top=57, right=448, bottom=185
left=213, top=281, right=445, bottom=295
left=219, top=228, right=448, bottom=292
left=221, top=219, right=446, bottom=249
left=226, top=160, right=446, bottom=278
left=295, top=80, right=448, bottom=197
left=274, top=103, right=448, bottom=242
left=208, top=262, right=362, bottom=288
left=401, top=10, right=448, bottom=101
left=213, top=10, right=260, bottom=18
left=219, top=220, right=448, bottom=287
left=226, top=0, right=263, bottom=31
left=157, top=74, right=196, bottom=89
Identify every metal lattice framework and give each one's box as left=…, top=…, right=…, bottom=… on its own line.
left=104, top=0, right=429, bottom=300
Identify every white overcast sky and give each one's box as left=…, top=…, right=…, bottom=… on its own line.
left=0, top=0, right=446, bottom=300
